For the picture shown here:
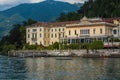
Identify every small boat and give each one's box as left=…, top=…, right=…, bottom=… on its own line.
left=55, top=57, right=72, bottom=60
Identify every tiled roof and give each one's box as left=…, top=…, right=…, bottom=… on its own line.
left=27, top=21, right=80, bottom=27
left=27, top=17, right=119, bottom=28
left=103, top=17, right=120, bottom=23
left=48, top=21, right=80, bottom=27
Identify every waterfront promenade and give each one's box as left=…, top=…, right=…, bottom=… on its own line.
left=7, top=49, right=120, bottom=58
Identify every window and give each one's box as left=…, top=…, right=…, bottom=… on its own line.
left=80, top=29, right=90, bottom=35
left=28, top=29, right=30, bottom=32
left=113, top=29, right=117, bottom=34
left=100, top=28, right=102, bottom=34
left=75, top=30, right=77, bottom=35
left=40, top=33, right=42, bottom=37
left=59, top=33, right=61, bottom=38
left=59, top=29, right=61, bottom=32
left=69, top=30, right=71, bottom=35
left=55, top=34, right=57, bottom=38
left=32, top=29, right=37, bottom=32
left=51, top=29, right=53, bottom=32
left=32, top=33, right=37, bottom=38
left=51, top=34, right=53, bottom=38
left=63, top=28, right=64, bottom=31
left=28, top=34, right=30, bottom=38
left=63, top=33, right=64, bottom=38
left=55, top=29, right=57, bottom=31
left=40, top=28, right=42, bottom=31
left=93, top=28, right=96, bottom=34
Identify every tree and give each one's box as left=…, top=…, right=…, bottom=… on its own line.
left=57, top=0, right=120, bottom=22
left=90, top=40, right=104, bottom=53
left=53, top=42, right=59, bottom=49
left=2, top=44, right=16, bottom=53
left=0, top=18, right=37, bottom=53
left=82, top=43, right=91, bottom=54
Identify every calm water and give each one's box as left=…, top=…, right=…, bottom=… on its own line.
left=0, top=55, right=120, bottom=80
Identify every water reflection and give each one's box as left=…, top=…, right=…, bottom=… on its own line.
left=0, top=56, right=27, bottom=79
left=0, top=55, right=120, bottom=80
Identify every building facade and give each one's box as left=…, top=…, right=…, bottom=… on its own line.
left=26, top=16, right=118, bottom=46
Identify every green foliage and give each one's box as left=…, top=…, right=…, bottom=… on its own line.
left=57, top=0, right=120, bottom=22
left=114, top=38, right=120, bottom=42
left=81, top=43, right=90, bottom=49
left=0, top=14, right=26, bottom=39
left=2, top=44, right=16, bottom=53
left=0, top=19, right=37, bottom=53
left=79, top=0, right=120, bottom=17
left=26, top=45, right=38, bottom=50
left=53, top=42, right=59, bottom=49
left=68, top=44, right=79, bottom=49
left=46, top=45, right=54, bottom=50
left=57, top=12, right=83, bottom=22
left=90, top=40, right=104, bottom=50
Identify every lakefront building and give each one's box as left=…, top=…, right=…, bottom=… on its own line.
left=26, top=16, right=118, bottom=46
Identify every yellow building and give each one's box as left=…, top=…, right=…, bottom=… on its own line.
left=26, top=16, right=117, bottom=46
left=104, top=18, right=120, bottom=38
left=66, top=16, right=116, bottom=44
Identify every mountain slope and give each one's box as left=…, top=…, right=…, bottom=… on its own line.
left=0, top=0, right=81, bottom=21
left=0, top=14, right=26, bottom=39
left=57, top=0, right=120, bottom=22
left=0, top=0, right=82, bottom=39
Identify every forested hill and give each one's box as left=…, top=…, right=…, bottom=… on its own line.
left=0, top=0, right=81, bottom=39
left=57, top=0, right=120, bottom=21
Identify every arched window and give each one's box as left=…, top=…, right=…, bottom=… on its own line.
left=93, top=28, right=96, bottom=34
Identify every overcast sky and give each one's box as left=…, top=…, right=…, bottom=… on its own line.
left=0, top=0, right=88, bottom=11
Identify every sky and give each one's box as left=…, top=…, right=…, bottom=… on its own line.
left=0, top=0, right=88, bottom=11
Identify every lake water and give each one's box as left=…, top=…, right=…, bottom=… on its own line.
left=0, top=55, right=120, bottom=80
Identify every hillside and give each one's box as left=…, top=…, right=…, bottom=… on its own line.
left=0, top=14, right=25, bottom=39
left=0, top=0, right=81, bottom=21
left=79, top=0, right=120, bottom=18
left=0, top=0, right=82, bottom=39
left=57, top=0, right=120, bottom=21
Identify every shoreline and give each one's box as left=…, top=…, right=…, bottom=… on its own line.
left=5, top=49, right=120, bottom=58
